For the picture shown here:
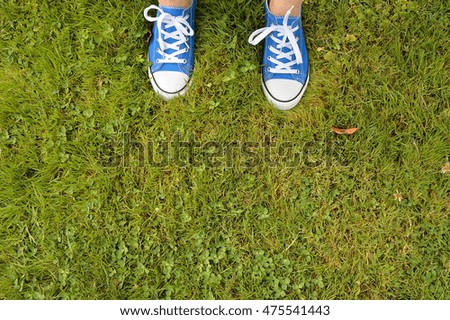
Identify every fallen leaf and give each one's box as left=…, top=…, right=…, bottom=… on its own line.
left=331, top=127, right=359, bottom=135
left=441, top=162, right=450, bottom=174
left=393, top=192, right=403, bottom=202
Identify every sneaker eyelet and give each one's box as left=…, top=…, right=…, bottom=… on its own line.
left=296, top=70, right=300, bottom=74
left=183, top=59, right=187, bottom=64
left=156, top=59, right=161, bottom=63
left=267, top=67, right=272, bottom=72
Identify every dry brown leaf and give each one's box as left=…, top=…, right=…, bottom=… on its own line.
left=441, top=162, right=450, bottom=174
left=331, top=127, right=359, bottom=135
left=393, top=192, right=403, bottom=202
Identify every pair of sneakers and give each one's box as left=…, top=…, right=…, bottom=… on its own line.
left=144, top=0, right=309, bottom=110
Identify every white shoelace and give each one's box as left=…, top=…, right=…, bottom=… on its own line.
left=144, top=5, right=194, bottom=64
left=248, top=7, right=303, bottom=74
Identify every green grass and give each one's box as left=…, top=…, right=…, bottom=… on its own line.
left=0, top=0, right=449, bottom=299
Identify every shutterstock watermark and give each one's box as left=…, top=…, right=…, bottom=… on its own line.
left=98, top=132, right=344, bottom=168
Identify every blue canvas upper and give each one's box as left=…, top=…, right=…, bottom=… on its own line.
left=261, top=2, right=309, bottom=84
left=147, top=0, right=197, bottom=76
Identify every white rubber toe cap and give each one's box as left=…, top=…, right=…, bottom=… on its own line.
left=263, top=78, right=308, bottom=111
left=149, top=70, right=190, bottom=101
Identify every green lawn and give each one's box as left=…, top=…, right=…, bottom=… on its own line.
left=0, top=0, right=449, bottom=299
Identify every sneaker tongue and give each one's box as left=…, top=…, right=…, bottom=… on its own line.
left=267, top=14, right=299, bottom=59
left=159, top=5, right=186, bottom=17
left=270, top=14, right=299, bottom=26
left=157, top=6, right=188, bottom=53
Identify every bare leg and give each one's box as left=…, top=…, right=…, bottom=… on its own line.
left=269, top=0, right=303, bottom=16
left=159, top=0, right=192, bottom=8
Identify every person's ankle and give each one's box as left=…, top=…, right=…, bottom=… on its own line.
left=269, top=0, right=302, bottom=16
left=158, top=0, right=192, bottom=8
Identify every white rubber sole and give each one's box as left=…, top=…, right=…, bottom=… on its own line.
left=262, top=74, right=310, bottom=111
left=148, top=68, right=191, bottom=101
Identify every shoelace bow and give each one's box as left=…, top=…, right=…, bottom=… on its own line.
left=144, top=5, right=194, bottom=64
left=248, top=7, right=303, bottom=74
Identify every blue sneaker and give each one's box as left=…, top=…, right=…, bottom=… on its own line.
left=144, top=1, right=196, bottom=100
left=248, top=2, right=309, bottom=110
